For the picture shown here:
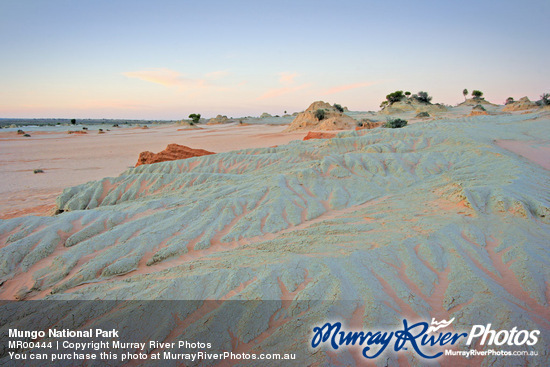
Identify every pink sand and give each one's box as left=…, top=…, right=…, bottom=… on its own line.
left=496, top=139, right=550, bottom=170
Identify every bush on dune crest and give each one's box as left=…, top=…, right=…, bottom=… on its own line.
left=333, top=103, right=344, bottom=113
left=412, top=91, right=432, bottom=104
left=472, top=90, right=483, bottom=99
left=385, top=90, right=405, bottom=104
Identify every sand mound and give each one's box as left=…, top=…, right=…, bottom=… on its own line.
left=468, top=104, right=489, bottom=116
left=503, top=96, right=538, bottom=112
left=379, top=101, right=415, bottom=114
left=458, top=97, right=498, bottom=107
left=285, top=101, right=357, bottom=131
left=380, top=100, right=448, bottom=115
left=135, top=144, right=215, bottom=167
left=207, top=114, right=230, bottom=125
left=303, top=131, right=337, bottom=140
left=415, top=104, right=447, bottom=114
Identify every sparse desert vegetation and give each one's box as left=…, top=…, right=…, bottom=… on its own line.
left=314, top=109, right=326, bottom=121
left=411, top=91, right=432, bottom=104
left=188, top=113, right=201, bottom=125
left=333, top=103, right=344, bottom=113
left=384, top=117, right=408, bottom=128
left=472, top=90, right=484, bottom=99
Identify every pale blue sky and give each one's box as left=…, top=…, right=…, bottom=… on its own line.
left=1, top=0, right=548, bottom=119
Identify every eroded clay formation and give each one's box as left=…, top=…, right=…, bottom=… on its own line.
left=1, top=112, right=549, bottom=366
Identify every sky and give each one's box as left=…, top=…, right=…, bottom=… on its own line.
left=0, top=0, right=549, bottom=119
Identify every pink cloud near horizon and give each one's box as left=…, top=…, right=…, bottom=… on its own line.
left=205, top=70, right=230, bottom=80
left=257, top=84, right=310, bottom=100
left=122, top=68, right=206, bottom=89
left=322, top=81, right=377, bottom=95
left=279, top=72, right=298, bottom=85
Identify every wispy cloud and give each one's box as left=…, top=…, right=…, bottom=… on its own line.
left=279, top=72, right=298, bottom=85
left=257, top=71, right=307, bottom=100
left=257, top=84, right=310, bottom=100
left=205, top=70, right=230, bottom=80
left=322, top=81, right=377, bottom=95
left=122, top=68, right=206, bottom=89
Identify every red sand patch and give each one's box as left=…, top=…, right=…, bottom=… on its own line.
left=303, top=131, right=336, bottom=141
left=136, top=144, right=215, bottom=167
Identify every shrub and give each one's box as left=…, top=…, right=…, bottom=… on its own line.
left=540, top=93, right=550, bottom=106
left=473, top=104, right=486, bottom=111
left=71, top=119, right=76, bottom=125
left=315, top=109, right=326, bottom=121
left=188, top=113, right=201, bottom=125
left=23, top=133, right=31, bottom=137
left=384, top=118, right=407, bottom=128
left=386, top=90, right=405, bottom=104
left=472, top=90, right=483, bottom=99
left=416, top=111, right=430, bottom=118
left=405, top=91, right=411, bottom=96
left=33, top=169, right=44, bottom=174
left=505, top=97, right=515, bottom=105
left=17, top=129, right=25, bottom=134
left=333, top=103, right=344, bottom=113
left=413, top=91, right=432, bottom=104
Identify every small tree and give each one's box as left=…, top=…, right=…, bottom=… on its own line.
left=462, top=89, right=468, bottom=101
left=315, top=109, right=326, bottom=121
left=505, top=97, right=515, bottom=105
left=540, top=93, right=550, bottom=106
left=472, top=90, right=483, bottom=99
left=414, top=91, right=432, bottom=104
left=188, top=113, right=201, bottom=125
left=385, top=91, right=405, bottom=104
left=405, top=91, right=411, bottom=97
left=333, top=103, right=344, bottom=113
left=71, top=119, right=76, bottom=125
